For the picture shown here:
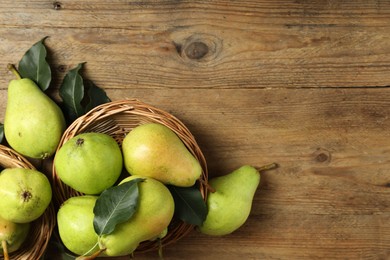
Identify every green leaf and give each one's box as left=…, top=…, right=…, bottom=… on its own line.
left=0, top=123, right=3, bottom=144
left=59, top=63, right=111, bottom=123
left=84, top=79, right=111, bottom=111
left=93, top=178, right=144, bottom=236
left=59, top=63, right=85, bottom=122
left=18, top=37, right=51, bottom=91
left=168, top=185, right=207, bottom=226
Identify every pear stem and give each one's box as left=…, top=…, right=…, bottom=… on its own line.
left=7, top=64, right=22, bottom=80
left=256, top=163, right=278, bottom=172
left=158, top=238, right=164, bottom=259
left=2, top=240, right=9, bottom=260
left=75, top=248, right=106, bottom=260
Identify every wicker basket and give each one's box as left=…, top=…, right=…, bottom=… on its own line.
left=52, top=99, right=209, bottom=254
left=0, top=145, right=55, bottom=260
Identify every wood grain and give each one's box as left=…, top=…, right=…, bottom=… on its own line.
left=0, top=0, right=389, bottom=259
left=0, top=0, right=389, bottom=89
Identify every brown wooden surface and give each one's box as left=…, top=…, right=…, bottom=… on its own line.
left=1, top=1, right=389, bottom=259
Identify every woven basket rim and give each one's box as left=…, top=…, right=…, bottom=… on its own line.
left=52, top=98, right=209, bottom=255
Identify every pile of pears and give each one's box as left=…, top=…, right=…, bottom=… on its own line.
left=0, top=65, right=60, bottom=259
left=1, top=62, right=275, bottom=258
left=53, top=122, right=271, bottom=258
left=53, top=123, right=203, bottom=257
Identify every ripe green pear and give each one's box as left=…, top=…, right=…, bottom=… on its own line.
left=199, top=165, right=261, bottom=236
left=0, top=168, right=52, bottom=223
left=0, top=216, right=30, bottom=256
left=98, top=175, right=174, bottom=256
left=54, top=132, right=123, bottom=195
left=122, top=123, right=202, bottom=187
left=57, top=195, right=100, bottom=256
left=4, top=65, right=66, bottom=159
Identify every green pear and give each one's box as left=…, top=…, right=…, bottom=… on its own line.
left=98, top=175, right=175, bottom=256
left=54, top=132, right=123, bottom=195
left=0, top=216, right=30, bottom=257
left=199, top=165, right=261, bottom=236
left=0, top=168, right=52, bottom=223
left=4, top=64, right=66, bottom=159
left=122, top=123, right=202, bottom=187
left=57, top=195, right=100, bottom=256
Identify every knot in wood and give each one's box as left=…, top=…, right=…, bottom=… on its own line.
left=53, top=1, right=62, bottom=10
left=185, top=42, right=209, bottom=60
left=174, top=33, right=222, bottom=65
left=313, top=148, right=331, bottom=163
left=316, top=153, right=329, bottom=162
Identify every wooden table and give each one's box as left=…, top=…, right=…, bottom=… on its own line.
left=1, top=1, right=389, bottom=259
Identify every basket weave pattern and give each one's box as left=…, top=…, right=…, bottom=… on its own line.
left=52, top=99, right=209, bottom=253
left=0, top=145, right=55, bottom=260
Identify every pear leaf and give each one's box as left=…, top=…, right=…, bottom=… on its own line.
left=93, top=178, right=144, bottom=236
left=84, top=79, right=111, bottom=112
left=18, top=36, right=51, bottom=91
left=59, top=63, right=85, bottom=122
left=59, top=63, right=111, bottom=123
left=0, top=123, right=3, bottom=144
left=168, top=185, right=207, bottom=226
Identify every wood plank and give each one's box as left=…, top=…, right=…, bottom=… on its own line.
left=2, top=87, right=390, bottom=179
left=0, top=1, right=389, bottom=89
left=1, top=1, right=390, bottom=28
